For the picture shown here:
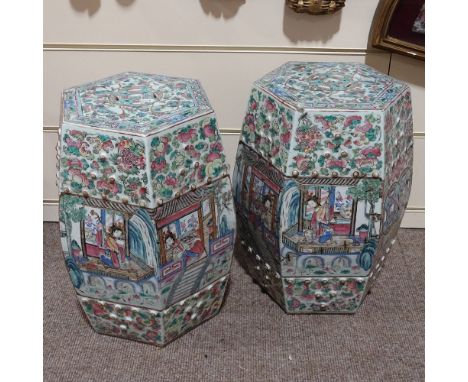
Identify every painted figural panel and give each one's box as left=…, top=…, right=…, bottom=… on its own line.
left=233, top=62, right=413, bottom=314
left=58, top=72, right=236, bottom=346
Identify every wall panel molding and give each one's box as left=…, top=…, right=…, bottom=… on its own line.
left=43, top=43, right=387, bottom=55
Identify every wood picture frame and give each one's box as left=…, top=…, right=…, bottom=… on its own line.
left=372, top=0, right=425, bottom=60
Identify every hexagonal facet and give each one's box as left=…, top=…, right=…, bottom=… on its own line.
left=78, top=276, right=228, bottom=346
left=58, top=73, right=236, bottom=346
left=59, top=72, right=227, bottom=209
left=233, top=62, right=413, bottom=314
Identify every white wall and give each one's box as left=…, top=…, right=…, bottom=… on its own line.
left=43, top=0, right=425, bottom=227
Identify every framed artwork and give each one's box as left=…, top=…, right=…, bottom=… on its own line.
left=372, top=0, right=425, bottom=60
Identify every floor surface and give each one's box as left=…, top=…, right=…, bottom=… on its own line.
left=44, top=223, right=424, bottom=382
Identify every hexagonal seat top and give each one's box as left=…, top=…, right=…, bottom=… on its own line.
left=255, top=62, right=407, bottom=111
left=62, top=72, right=212, bottom=135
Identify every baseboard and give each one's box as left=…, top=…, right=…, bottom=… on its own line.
left=43, top=200, right=59, bottom=222
left=400, top=208, right=425, bottom=228
left=43, top=200, right=425, bottom=228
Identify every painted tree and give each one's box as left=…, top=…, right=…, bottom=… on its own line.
left=347, top=180, right=381, bottom=237
left=213, top=180, right=234, bottom=238
left=60, top=196, right=87, bottom=256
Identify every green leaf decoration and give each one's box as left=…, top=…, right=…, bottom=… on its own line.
left=70, top=181, right=83, bottom=192
left=365, top=128, right=377, bottom=141
left=212, top=166, right=223, bottom=178
left=66, top=146, right=80, bottom=156
left=200, top=165, right=206, bottom=178
left=97, top=134, right=111, bottom=142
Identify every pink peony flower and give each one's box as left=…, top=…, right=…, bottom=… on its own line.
left=327, top=159, right=346, bottom=168
left=145, top=330, right=158, bottom=340
left=206, top=152, right=221, bottom=162
left=281, top=131, right=291, bottom=144
left=203, top=124, right=215, bottom=137
left=282, top=114, right=292, bottom=131
left=151, top=159, right=167, bottom=172
left=343, top=138, right=352, bottom=148
left=96, top=179, right=118, bottom=193
left=210, top=141, right=223, bottom=152
left=136, top=156, right=145, bottom=168
left=65, top=137, right=80, bottom=148
left=70, top=130, right=84, bottom=137
left=356, top=158, right=376, bottom=167
left=185, top=145, right=201, bottom=159
left=361, top=146, right=381, bottom=158
left=118, top=148, right=145, bottom=170
left=265, top=99, right=276, bottom=112
left=178, top=129, right=196, bottom=143
left=69, top=170, right=90, bottom=187
left=356, top=121, right=372, bottom=133
left=101, top=140, right=114, bottom=151
left=291, top=298, right=301, bottom=309
left=118, top=139, right=130, bottom=150
left=67, top=159, right=82, bottom=168
left=244, top=114, right=256, bottom=131
left=110, top=182, right=119, bottom=194
left=165, top=176, right=177, bottom=187
left=294, top=155, right=309, bottom=171
left=344, top=115, right=362, bottom=127
left=315, top=116, right=330, bottom=130
left=92, top=303, right=106, bottom=316
left=69, top=168, right=81, bottom=176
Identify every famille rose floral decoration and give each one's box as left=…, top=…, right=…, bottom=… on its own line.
left=233, top=62, right=413, bottom=313
left=58, top=72, right=236, bottom=346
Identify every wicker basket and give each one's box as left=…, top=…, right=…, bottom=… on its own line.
left=286, top=0, right=346, bottom=14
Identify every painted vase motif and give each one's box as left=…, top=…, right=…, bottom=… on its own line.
left=58, top=72, right=236, bottom=346
left=233, top=62, right=413, bottom=313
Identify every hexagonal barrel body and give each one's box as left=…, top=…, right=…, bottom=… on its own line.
left=57, top=72, right=236, bottom=345
left=233, top=62, right=413, bottom=314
